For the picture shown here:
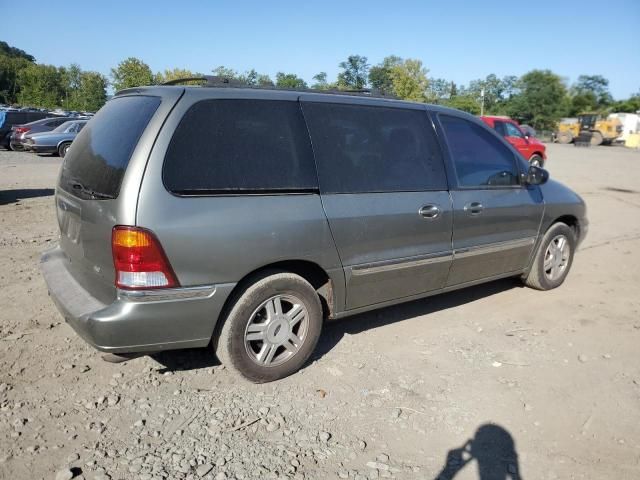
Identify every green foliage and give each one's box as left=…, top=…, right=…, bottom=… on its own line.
left=75, top=72, right=108, bottom=111
left=16, top=64, right=66, bottom=109
left=155, top=68, right=199, bottom=84
left=427, top=78, right=453, bottom=102
left=564, top=74, right=613, bottom=115
left=311, top=72, right=331, bottom=90
left=368, top=55, right=402, bottom=95
left=611, top=95, right=640, bottom=113
left=505, top=70, right=568, bottom=130
left=275, top=72, right=307, bottom=89
left=337, top=55, right=369, bottom=90
left=389, top=59, right=429, bottom=102
left=240, top=69, right=274, bottom=87
left=0, top=54, right=32, bottom=103
left=445, top=95, right=480, bottom=115
left=211, top=65, right=239, bottom=79
left=463, top=74, right=520, bottom=114
left=110, top=57, right=154, bottom=91
left=0, top=41, right=35, bottom=62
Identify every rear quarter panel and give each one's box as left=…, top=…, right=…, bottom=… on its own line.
left=135, top=89, right=345, bottom=305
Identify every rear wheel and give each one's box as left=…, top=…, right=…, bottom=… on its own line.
left=590, top=131, right=603, bottom=146
left=556, top=131, right=573, bottom=144
left=214, top=271, right=323, bottom=382
left=523, top=222, right=575, bottom=290
left=529, top=154, right=544, bottom=168
left=58, top=142, right=71, bottom=158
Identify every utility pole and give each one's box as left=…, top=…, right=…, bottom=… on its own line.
left=480, top=88, right=485, bottom=116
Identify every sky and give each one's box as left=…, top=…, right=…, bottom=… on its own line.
left=3, top=0, right=639, bottom=99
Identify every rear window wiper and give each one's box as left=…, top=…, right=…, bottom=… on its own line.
left=70, top=181, right=115, bottom=200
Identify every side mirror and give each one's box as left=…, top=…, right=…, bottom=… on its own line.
left=524, top=165, right=549, bottom=185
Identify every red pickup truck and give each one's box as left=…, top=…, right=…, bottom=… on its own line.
left=480, top=116, right=547, bottom=167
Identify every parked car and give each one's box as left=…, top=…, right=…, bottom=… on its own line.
left=480, top=116, right=547, bottom=167
left=23, top=120, right=87, bottom=157
left=9, top=117, right=71, bottom=151
left=41, top=86, right=587, bottom=382
left=0, top=110, right=53, bottom=149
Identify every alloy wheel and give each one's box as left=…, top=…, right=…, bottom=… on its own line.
left=544, top=235, right=570, bottom=281
left=244, top=294, right=309, bottom=367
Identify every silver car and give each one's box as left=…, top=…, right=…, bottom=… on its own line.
left=24, top=119, right=87, bottom=157
left=41, top=84, right=587, bottom=382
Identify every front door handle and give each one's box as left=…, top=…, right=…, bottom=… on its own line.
left=464, top=202, right=484, bottom=215
left=419, top=204, right=441, bottom=219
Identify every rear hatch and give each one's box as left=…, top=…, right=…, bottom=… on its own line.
left=56, top=91, right=180, bottom=304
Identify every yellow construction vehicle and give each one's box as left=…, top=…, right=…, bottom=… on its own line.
left=555, top=113, right=623, bottom=145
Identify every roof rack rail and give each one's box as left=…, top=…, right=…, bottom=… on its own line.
left=161, top=76, right=398, bottom=99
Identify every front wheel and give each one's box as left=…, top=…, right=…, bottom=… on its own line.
left=214, top=271, right=323, bottom=382
left=58, top=142, right=71, bottom=158
left=523, top=222, right=576, bottom=290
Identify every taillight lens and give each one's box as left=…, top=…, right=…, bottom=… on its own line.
left=14, top=127, right=30, bottom=134
left=111, top=226, right=179, bottom=290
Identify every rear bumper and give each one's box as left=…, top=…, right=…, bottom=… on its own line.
left=40, top=246, right=236, bottom=354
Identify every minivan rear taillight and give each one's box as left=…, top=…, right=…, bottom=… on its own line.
left=111, top=226, right=179, bottom=290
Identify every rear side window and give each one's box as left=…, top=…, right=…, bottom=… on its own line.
left=60, top=96, right=160, bottom=199
left=440, top=115, right=520, bottom=188
left=301, top=102, right=447, bottom=193
left=163, top=100, right=317, bottom=194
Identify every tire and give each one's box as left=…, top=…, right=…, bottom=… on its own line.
left=556, top=131, right=573, bottom=144
left=523, top=222, right=575, bottom=291
left=590, top=131, right=603, bottom=146
left=58, top=142, right=71, bottom=158
left=214, top=271, right=323, bottom=383
left=529, top=154, right=544, bottom=168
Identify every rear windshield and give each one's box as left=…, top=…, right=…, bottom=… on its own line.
left=59, top=96, right=160, bottom=199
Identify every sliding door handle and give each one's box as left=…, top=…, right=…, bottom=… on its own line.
left=419, top=204, right=441, bottom=219
left=464, top=202, right=484, bottom=215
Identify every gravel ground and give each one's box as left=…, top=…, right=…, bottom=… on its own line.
left=1, top=144, right=639, bottom=480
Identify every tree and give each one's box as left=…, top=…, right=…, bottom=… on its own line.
left=465, top=74, right=519, bottom=114
left=0, top=42, right=35, bottom=103
left=155, top=68, right=200, bottom=84
left=211, top=66, right=239, bottom=79
left=446, top=95, right=480, bottom=114
left=389, top=59, right=429, bottom=102
left=611, top=95, right=640, bottom=113
left=16, top=64, right=66, bottom=108
left=110, top=57, right=154, bottom=91
left=0, top=41, right=35, bottom=62
left=77, top=72, right=107, bottom=111
left=505, top=70, right=568, bottom=130
left=311, top=72, right=330, bottom=90
left=427, top=77, right=453, bottom=102
left=239, top=69, right=274, bottom=87
left=337, top=55, right=369, bottom=90
left=573, top=75, right=612, bottom=108
left=368, top=55, right=402, bottom=95
left=275, top=72, right=307, bottom=89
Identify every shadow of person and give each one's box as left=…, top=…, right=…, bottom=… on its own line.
left=434, top=423, right=521, bottom=480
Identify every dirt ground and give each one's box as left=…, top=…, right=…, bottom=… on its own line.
left=1, top=143, right=639, bottom=480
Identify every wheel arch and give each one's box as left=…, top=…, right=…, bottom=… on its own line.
left=552, top=214, right=580, bottom=239
left=57, top=139, right=72, bottom=149
left=210, top=259, right=336, bottom=351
